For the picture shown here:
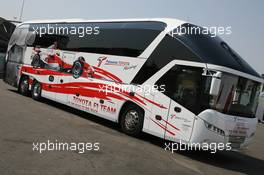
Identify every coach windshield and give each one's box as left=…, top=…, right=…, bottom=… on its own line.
left=209, top=73, right=261, bottom=118
left=169, top=23, right=260, bottom=78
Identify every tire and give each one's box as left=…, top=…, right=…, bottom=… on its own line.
left=72, top=59, right=84, bottom=79
left=31, top=54, right=41, bottom=68
left=18, top=76, right=29, bottom=96
left=120, top=104, right=144, bottom=136
left=31, top=81, right=42, bottom=101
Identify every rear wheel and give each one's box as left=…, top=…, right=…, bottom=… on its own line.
left=72, top=60, right=84, bottom=79
left=18, top=76, right=29, bottom=96
left=32, top=81, right=42, bottom=101
left=120, top=104, right=144, bottom=136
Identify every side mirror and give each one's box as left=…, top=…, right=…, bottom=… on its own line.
left=209, top=72, right=222, bottom=96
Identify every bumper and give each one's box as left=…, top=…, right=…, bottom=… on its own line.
left=189, top=109, right=257, bottom=150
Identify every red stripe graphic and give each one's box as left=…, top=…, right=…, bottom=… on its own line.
left=21, top=65, right=167, bottom=109
left=21, top=66, right=69, bottom=76
left=162, top=119, right=180, bottom=131
left=42, top=82, right=125, bottom=101
left=21, top=64, right=123, bottom=83
left=93, top=67, right=122, bottom=83
left=42, top=82, right=147, bottom=107
left=138, top=94, right=167, bottom=109
left=150, top=118, right=175, bottom=136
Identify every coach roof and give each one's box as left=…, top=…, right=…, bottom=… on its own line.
left=20, top=18, right=261, bottom=80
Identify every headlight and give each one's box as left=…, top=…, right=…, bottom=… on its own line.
left=204, top=121, right=225, bottom=136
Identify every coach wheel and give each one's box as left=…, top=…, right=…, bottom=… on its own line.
left=72, top=60, right=84, bottom=79
left=31, top=54, right=41, bottom=68
left=120, top=104, right=144, bottom=136
left=32, top=81, right=42, bottom=100
left=18, top=76, right=29, bottom=96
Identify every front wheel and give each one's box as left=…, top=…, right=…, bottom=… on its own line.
left=120, top=104, right=144, bottom=136
left=32, top=81, right=42, bottom=101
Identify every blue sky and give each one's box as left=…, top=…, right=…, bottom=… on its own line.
left=1, top=0, right=263, bottom=74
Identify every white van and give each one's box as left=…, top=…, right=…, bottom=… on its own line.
left=0, top=17, right=15, bottom=78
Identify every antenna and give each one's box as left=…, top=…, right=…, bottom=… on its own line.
left=19, top=0, right=25, bottom=21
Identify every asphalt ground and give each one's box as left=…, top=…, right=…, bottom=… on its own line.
left=0, top=80, right=263, bottom=175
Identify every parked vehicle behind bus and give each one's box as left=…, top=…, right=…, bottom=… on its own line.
left=0, top=17, right=15, bottom=78
left=4, top=18, right=263, bottom=150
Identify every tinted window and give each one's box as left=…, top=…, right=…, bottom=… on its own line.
left=29, top=22, right=165, bottom=57
left=8, top=45, right=23, bottom=62
left=173, top=23, right=260, bottom=77
left=155, top=65, right=205, bottom=114
left=209, top=73, right=260, bottom=118
left=0, top=20, right=15, bottom=51
left=132, top=34, right=201, bottom=84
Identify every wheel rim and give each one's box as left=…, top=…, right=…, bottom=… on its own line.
left=124, top=110, right=139, bottom=131
left=72, top=62, right=82, bottom=78
left=33, top=59, right=39, bottom=68
left=73, top=64, right=81, bottom=74
left=33, top=83, right=41, bottom=97
left=20, top=79, right=28, bottom=93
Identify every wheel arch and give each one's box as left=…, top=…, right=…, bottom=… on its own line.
left=18, top=74, right=30, bottom=89
left=18, top=74, right=29, bottom=84
left=19, top=73, right=36, bottom=90
left=118, top=101, right=145, bottom=124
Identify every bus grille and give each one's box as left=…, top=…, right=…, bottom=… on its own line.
left=228, top=136, right=246, bottom=149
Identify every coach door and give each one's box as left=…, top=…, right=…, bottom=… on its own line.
left=153, top=64, right=198, bottom=142
left=145, top=89, right=171, bottom=139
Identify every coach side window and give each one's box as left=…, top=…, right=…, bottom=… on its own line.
left=8, top=45, right=23, bottom=63
left=62, top=22, right=164, bottom=57
left=28, top=22, right=165, bottom=58
left=155, top=65, right=202, bottom=114
left=131, top=34, right=201, bottom=85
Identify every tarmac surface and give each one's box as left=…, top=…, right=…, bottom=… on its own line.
left=0, top=80, right=263, bottom=175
